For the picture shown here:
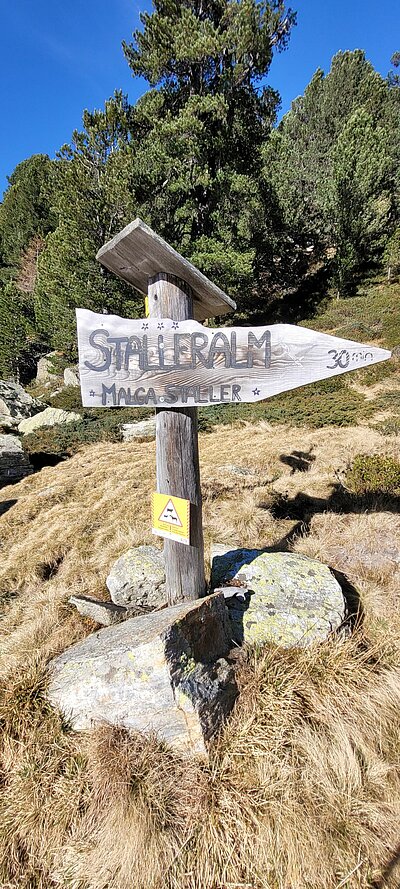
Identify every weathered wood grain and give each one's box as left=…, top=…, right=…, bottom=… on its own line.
left=77, top=310, right=391, bottom=408
left=96, top=218, right=236, bottom=322
left=148, top=273, right=205, bottom=605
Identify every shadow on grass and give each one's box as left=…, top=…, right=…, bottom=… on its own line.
left=372, top=842, right=400, bottom=888
left=0, top=498, right=17, bottom=516
left=268, top=485, right=400, bottom=524
left=29, top=451, right=69, bottom=471
left=279, top=448, right=316, bottom=474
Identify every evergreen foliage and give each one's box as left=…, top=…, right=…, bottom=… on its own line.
left=346, top=453, right=400, bottom=498
left=0, top=8, right=399, bottom=380
left=266, top=50, right=400, bottom=297
left=0, top=155, right=56, bottom=379
left=0, top=154, right=55, bottom=284
left=34, top=92, right=141, bottom=354
left=121, top=0, right=296, bottom=312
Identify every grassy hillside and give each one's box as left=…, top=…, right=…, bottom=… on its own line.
left=1, top=278, right=400, bottom=889
left=1, top=428, right=400, bottom=888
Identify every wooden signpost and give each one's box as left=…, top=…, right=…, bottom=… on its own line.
left=95, top=219, right=235, bottom=604
left=77, top=312, right=390, bottom=408
left=77, top=217, right=391, bottom=606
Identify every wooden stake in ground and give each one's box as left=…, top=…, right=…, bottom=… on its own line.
left=96, top=219, right=236, bottom=604
left=148, top=273, right=205, bottom=602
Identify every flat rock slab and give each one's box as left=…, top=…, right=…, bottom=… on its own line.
left=305, top=514, right=400, bottom=579
left=69, top=595, right=129, bottom=626
left=106, top=544, right=167, bottom=608
left=122, top=417, right=156, bottom=442
left=0, top=434, right=33, bottom=487
left=329, top=540, right=400, bottom=575
left=212, top=548, right=345, bottom=647
left=18, top=407, right=82, bottom=434
left=48, top=593, right=237, bottom=755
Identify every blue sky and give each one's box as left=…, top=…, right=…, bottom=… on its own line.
left=1, top=0, right=399, bottom=198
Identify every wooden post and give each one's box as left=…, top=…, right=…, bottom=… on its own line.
left=148, top=273, right=206, bottom=604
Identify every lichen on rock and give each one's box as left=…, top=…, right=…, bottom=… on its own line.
left=212, top=548, right=346, bottom=647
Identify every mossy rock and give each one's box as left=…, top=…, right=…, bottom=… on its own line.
left=213, top=550, right=346, bottom=647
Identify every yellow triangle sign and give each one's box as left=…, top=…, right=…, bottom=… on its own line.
left=152, top=492, right=190, bottom=545
left=158, top=498, right=183, bottom=527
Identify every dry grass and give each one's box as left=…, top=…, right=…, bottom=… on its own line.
left=1, top=421, right=400, bottom=888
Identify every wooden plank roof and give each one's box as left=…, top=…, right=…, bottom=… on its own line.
left=96, top=218, right=236, bottom=321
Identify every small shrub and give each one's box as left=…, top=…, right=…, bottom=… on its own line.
left=50, top=386, right=84, bottom=412
left=199, top=377, right=367, bottom=429
left=375, top=418, right=400, bottom=436
left=345, top=454, right=400, bottom=497
left=354, top=357, right=398, bottom=385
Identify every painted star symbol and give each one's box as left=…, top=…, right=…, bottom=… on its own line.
left=172, top=321, right=179, bottom=330
left=141, top=322, right=149, bottom=330
left=157, top=322, right=164, bottom=330
left=252, top=388, right=260, bottom=396
left=89, top=390, right=96, bottom=397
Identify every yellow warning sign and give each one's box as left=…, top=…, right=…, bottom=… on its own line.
left=152, top=492, right=190, bottom=545
left=145, top=295, right=149, bottom=317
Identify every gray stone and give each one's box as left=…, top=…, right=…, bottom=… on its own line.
left=18, top=407, right=82, bottom=435
left=122, top=417, right=156, bottom=442
left=36, top=352, right=62, bottom=383
left=214, top=586, right=248, bottom=601
left=106, top=544, right=167, bottom=608
left=220, top=464, right=255, bottom=476
left=63, top=367, right=80, bottom=388
left=69, top=595, right=129, bottom=626
left=0, top=380, right=43, bottom=430
left=212, top=548, right=345, bottom=647
left=48, top=593, right=238, bottom=755
left=0, top=434, right=33, bottom=487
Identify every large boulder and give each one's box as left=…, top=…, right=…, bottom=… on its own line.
left=122, top=417, right=156, bottom=442
left=18, top=407, right=82, bottom=435
left=106, top=544, right=167, bottom=609
left=212, top=548, right=345, bottom=647
left=0, top=380, right=43, bottom=430
left=47, top=593, right=237, bottom=755
left=0, top=434, right=33, bottom=486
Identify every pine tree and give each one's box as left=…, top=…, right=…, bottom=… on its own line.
left=0, top=154, right=55, bottom=284
left=265, top=50, right=400, bottom=298
left=34, top=92, right=142, bottom=353
left=122, top=0, right=296, bottom=313
left=0, top=155, right=56, bottom=379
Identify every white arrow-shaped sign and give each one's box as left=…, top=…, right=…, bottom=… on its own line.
left=76, top=309, right=391, bottom=408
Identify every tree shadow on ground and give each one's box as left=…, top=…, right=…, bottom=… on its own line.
left=371, top=842, right=400, bottom=888
left=279, top=448, right=316, bottom=474
left=0, top=499, right=17, bottom=516
left=267, top=484, right=400, bottom=525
